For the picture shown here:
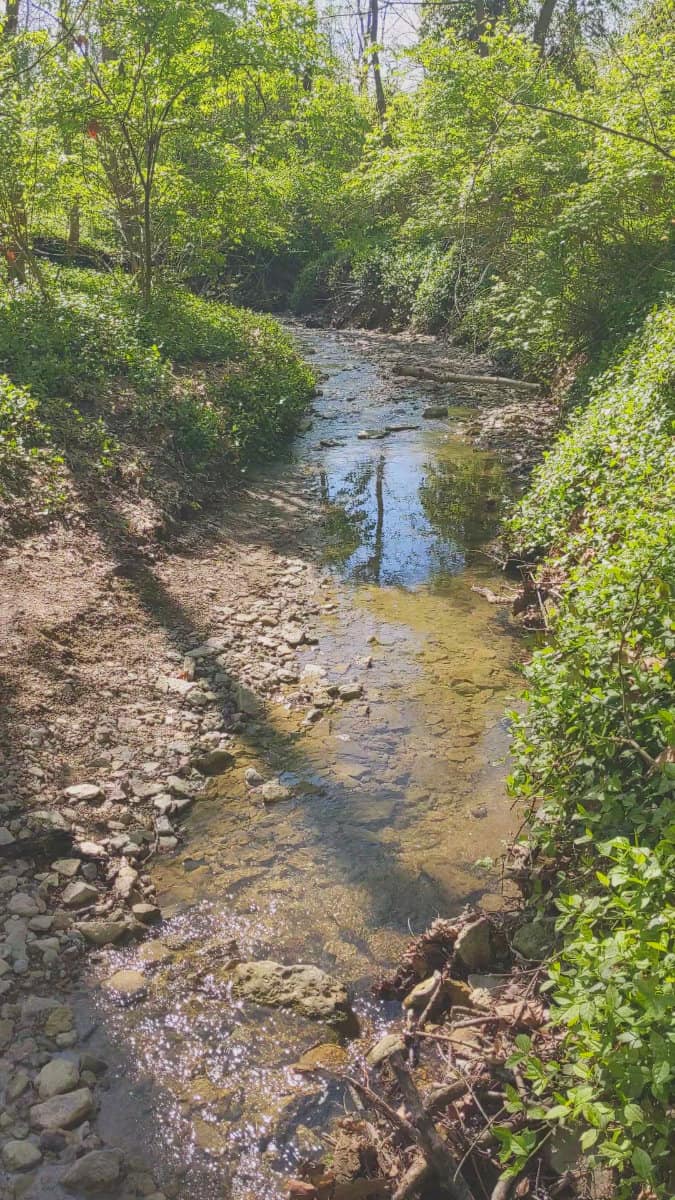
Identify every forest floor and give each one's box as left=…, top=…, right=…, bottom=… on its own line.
left=0, top=328, right=560, bottom=1200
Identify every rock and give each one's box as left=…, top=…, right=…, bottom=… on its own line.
left=157, top=675, right=196, bottom=697
left=61, top=1148, right=124, bottom=1193
left=44, top=1006, right=75, bottom=1036
left=338, top=683, right=363, bottom=701
left=403, top=976, right=440, bottom=1010
left=422, top=405, right=449, bottom=418
left=280, top=625, right=305, bottom=648
left=366, top=1034, right=406, bottom=1067
left=30, top=1087, right=93, bottom=1130
left=102, top=969, right=146, bottom=1001
left=62, top=881, right=98, bottom=909
left=37, top=1058, right=80, bottom=1099
left=114, top=864, right=139, bottom=900
left=292, top=1043, right=349, bottom=1073
left=2, top=1139, right=42, bottom=1171
left=7, top=1070, right=30, bottom=1101
left=0, top=827, right=16, bottom=846
left=64, top=784, right=104, bottom=803
left=131, top=903, right=160, bottom=925
left=75, top=920, right=128, bottom=947
left=230, top=961, right=357, bottom=1031
left=52, top=858, right=81, bottom=877
left=512, top=918, right=555, bottom=961
left=259, top=780, right=291, bottom=804
left=191, top=748, right=234, bottom=776
left=8, top=893, right=40, bottom=917
left=244, top=768, right=264, bottom=788
left=455, top=918, right=493, bottom=971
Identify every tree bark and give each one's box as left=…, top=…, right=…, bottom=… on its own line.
left=366, top=0, right=386, bottom=120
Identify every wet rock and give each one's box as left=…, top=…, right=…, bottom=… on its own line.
left=293, top=1043, right=349, bottom=1073
left=61, top=881, right=98, bottom=909
left=30, top=1086, right=93, bottom=1130
left=191, top=748, right=234, bottom=776
left=6, top=1070, right=30, bottom=1101
left=75, top=920, right=128, bottom=947
left=422, top=405, right=448, bottom=418
left=2, top=1139, right=42, bottom=1171
left=366, top=1034, right=406, bottom=1067
left=44, top=1006, right=75, bottom=1036
left=37, top=1057, right=80, bottom=1099
left=102, top=969, right=146, bottom=1001
left=230, top=961, right=357, bottom=1031
left=61, top=1148, right=124, bottom=1193
left=64, top=784, right=104, bottom=804
left=512, top=918, right=555, bottom=961
left=258, top=780, right=291, bottom=804
left=455, top=917, right=493, bottom=971
left=39, top=1129, right=68, bottom=1153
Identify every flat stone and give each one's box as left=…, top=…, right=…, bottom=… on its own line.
left=114, top=864, right=139, bottom=899
left=64, top=784, right=104, bottom=803
left=61, top=1148, right=124, bottom=1193
left=62, top=881, right=98, bottom=909
left=136, top=941, right=172, bottom=965
left=230, top=960, right=357, bottom=1031
left=38, top=1057, right=80, bottom=1099
left=75, top=920, right=128, bottom=947
left=131, top=903, right=160, bottom=925
left=455, top=918, right=493, bottom=971
left=2, top=1139, right=42, bottom=1171
left=157, top=675, right=196, bottom=697
left=52, top=858, right=81, bottom=878
left=422, top=405, right=448, bottom=418
left=102, top=969, right=146, bottom=1001
left=338, top=683, right=363, bottom=701
left=30, top=1086, right=93, bottom=1130
left=0, top=827, right=15, bottom=846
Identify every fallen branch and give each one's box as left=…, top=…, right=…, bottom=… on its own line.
left=392, top=1157, right=431, bottom=1200
left=390, top=1054, right=477, bottom=1200
left=393, top=365, right=540, bottom=392
left=471, top=586, right=516, bottom=605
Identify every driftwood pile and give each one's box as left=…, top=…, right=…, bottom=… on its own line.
left=285, top=908, right=586, bottom=1200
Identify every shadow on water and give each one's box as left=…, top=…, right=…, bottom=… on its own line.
left=25, top=326, right=523, bottom=1200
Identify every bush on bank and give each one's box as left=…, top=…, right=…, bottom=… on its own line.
left=0, top=272, right=314, bottom=526
left=503, top=303, right=675, bottom=1195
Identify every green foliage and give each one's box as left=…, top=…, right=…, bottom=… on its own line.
left=504, top=302, right=675, bottom=1194
left=0, top=272, right=314, bottom=498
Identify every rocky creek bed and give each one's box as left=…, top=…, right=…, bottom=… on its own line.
left=0, top=327, right=558, bottom=1200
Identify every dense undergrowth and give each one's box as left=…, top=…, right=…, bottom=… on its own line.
left=502, top=303, right=675, bottom=1195
left=0, top=271, right=314, bottom=535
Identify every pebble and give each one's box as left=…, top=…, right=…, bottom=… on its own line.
left=64, top=783, right=104, bottom=803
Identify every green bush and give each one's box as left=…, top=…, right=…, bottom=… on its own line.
left=0, top=375, right=61, bottom=498
left=504, top=302, right=675, bottom=1195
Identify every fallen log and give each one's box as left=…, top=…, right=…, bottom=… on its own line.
left=393, top=365, right=540, bottom=392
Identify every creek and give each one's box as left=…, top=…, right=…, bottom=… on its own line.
left=78, top=326, right=524, bottom=1200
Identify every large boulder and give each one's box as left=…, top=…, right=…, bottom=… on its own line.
left=229, top=961, right=358, bottom=1032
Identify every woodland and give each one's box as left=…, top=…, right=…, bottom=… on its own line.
left=0, top=0, right=673, bottom=1197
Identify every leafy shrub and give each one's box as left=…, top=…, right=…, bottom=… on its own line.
left=504, top=302, right=675, bottom=1195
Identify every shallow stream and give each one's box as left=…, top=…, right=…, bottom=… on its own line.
left=79, top=328, right=524, bottom=1199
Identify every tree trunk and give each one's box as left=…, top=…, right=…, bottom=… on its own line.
left=2, top=0, right=19, bottom=37
left=142, top=183, right=152, bottom=306
left=67, top=200, right=80, bottom=260
left=366, top=0, right=386, bottom=120
left=533, top=0, right=559, bottom=50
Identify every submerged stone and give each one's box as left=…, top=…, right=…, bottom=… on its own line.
left=229, top=960, right=358, bottom=1031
